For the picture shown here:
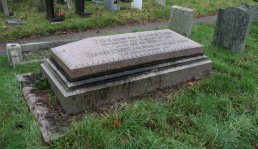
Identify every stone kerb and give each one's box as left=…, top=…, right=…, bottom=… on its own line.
left=6, top=39, right=76, bottom=68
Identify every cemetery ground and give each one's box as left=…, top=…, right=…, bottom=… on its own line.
left=0, top=22, right=257, bottom=148
left=1, top=0, right=258, bottom=43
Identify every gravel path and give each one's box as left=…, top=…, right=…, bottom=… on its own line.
left=0, top=15, right=217, bottom=55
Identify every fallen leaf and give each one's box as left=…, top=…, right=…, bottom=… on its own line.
left=113, top=120, right=121, bottom=128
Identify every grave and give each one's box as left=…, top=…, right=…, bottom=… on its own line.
left=104, top=0, right=120, bottom=11
left=41, top=29, right=212, bottom=114
left=170, top=6, right=194, bottom=37
left=213, top=7, right=251, bottom=52
left=155, top=0, right=166, bottom=6
left=1, top=0, right=10, bottom=16
left=75, top=0, right=92, bottom=17
left=240, top=3, right=258, bottom=22
left=37, top=0, right=46, bottom=12
left=131, top=0, right=142, bottom=10
left=45, top=0, right=64, bottom=22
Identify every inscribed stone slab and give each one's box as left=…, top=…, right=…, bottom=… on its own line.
left=51, top=29, right=203, bottom=80
left=213, top=7, right=251, bottom=52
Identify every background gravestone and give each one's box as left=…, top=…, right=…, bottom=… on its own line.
left=104, top=0, right=120, bottom=11
left=170, top=6, right=194, bottom=37
left=1, top=0, right=10, bottom=16
left=131, top=0, right=142, bottom=10
left=0, top=1, right=3, bottom=12
left=213, top=7, right=251, bottom=52
left=240, top=3, right=258, bottom=22
left=37, top=0, right=46, bottom=12
left=155, top=0, right=166, bottom=6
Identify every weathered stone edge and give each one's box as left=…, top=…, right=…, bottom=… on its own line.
left=16, top=73, right=60, bottom=144
left=41, top=58, right=212, bottom=114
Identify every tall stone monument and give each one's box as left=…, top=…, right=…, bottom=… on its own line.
left=170, top=6, right=194, bottom=37
left=41, top=29, right=212, bottom=114
left=213, top=7, right=251, bottom=52
left=0, top=0, right=10, bottom=16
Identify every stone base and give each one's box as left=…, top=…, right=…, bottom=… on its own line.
left=41, top=55, right=212, bottom=114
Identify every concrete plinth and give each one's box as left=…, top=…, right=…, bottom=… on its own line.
left=41, top=55, right=212, bottom=114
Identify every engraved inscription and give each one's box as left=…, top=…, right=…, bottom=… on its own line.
left=84, top=31, right=188, bottom=59
left=51, top=29, right=202, bottom=72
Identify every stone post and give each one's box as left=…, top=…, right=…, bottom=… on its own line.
left=6, top=43, right=23, bottom=67
left=170, top=6, right=194, bottom=37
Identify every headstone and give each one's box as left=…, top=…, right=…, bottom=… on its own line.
left=170, top=6, right=194, bottom=37
left=213, top=7, right=251, bottom=52
left=41, top=29, right=212, bottom=114
left=37, top=0, right=46, bottom=12
left=75, top=0, right=92, bottom=17
left=104, top=0, right=120, bottom=11
left=0, top=1, right=3, bottom=12
left=45, top=0, right=63, bottom=22
left=131, top=0, right=142, bottom=10
left=155, top=0, right=166, bottom=6
left=1, top=0, right=10, bottom=16
left=240, top=3, right=258, bottom=22
left=66, top=0, right=73, bottom=9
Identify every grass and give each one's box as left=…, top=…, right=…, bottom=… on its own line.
left=0, top=22, right=257, bottom=148
left=0, top=0, right=257, bottom=43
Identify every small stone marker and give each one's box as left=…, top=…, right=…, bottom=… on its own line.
left=42, top=29, right=212, bottom=114
left=240, top=3, right=258, bottom=22
left=104, top=0, right=120, bottom=11
left=170, top=6, right=194, bottom=37
left=6, top=19, right=26, bottom=25
left=6, top=43, right=23, bottom=68
left=155, top=0, right=166, bottom=6
left=131, top=0, right=142, bottom=10
left=213, top=7, right=251, bottom=52
left=37, top=0, right=46, bottom=12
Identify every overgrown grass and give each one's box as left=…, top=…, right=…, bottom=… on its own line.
left=0, top=23, right=257, bottom=148
left=0, top=0, right=257, bottom=43
left=48, top=23, right=258, bottom=149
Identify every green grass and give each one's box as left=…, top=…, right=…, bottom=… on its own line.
left=0, top=23, right=258, bottom=148
left=0, top=0, right=257, bottom=43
